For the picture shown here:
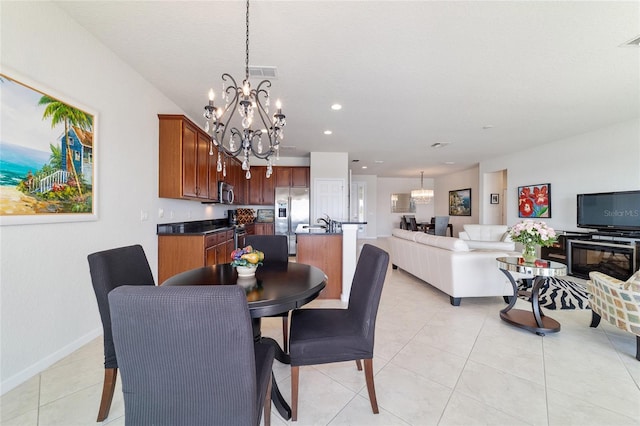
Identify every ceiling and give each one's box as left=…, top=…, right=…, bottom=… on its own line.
left=54, top=1, right=639, bottom=179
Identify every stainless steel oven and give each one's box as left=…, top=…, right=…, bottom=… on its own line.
left=234, top=224, right=247, bottom=249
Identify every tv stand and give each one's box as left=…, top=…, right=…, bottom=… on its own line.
left=541, top=231, right=640, bottom=281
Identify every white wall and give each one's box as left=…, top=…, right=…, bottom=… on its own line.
left=375, top=177, right=435, bottom=237
left=479, top=119, right=640, bottom=233
left=433, top=166, right=480, bottom=236
left=0, top=2, right=233, bottom=392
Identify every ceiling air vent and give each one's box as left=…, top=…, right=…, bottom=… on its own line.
left=248, top=66, right=278, bottom=79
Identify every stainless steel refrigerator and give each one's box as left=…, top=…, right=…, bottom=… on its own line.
left=275, top=187, right=310, bottom=255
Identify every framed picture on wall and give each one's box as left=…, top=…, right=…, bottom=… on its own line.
left=490, top=193, right=499, bottom=204
left=517, top=183, right=551, bottom=218
left=0, top=71, right=97, bottom=225
left=449, top=188, right=471, bottom=216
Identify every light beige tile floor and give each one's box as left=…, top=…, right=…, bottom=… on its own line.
left=2, top=238, right=639, bottom=425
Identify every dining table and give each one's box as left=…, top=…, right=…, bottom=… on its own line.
left=161, top=261, right=327, bottom=420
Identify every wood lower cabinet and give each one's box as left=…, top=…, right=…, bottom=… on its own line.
left=254, top=223, right=275, bottom=235
left=158, top=229, right=233, bottom=283
left=296, top=234, right=342, bottom=299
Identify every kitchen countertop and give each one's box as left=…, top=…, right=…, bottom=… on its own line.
left=157, top=219, right=233, bottom=235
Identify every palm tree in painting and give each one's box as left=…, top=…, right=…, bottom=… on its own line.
left=48, top=143, right=62, bottom=170
left=38, top=95, right=92, bottom=196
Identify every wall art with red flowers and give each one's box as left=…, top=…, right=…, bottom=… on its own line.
left=517, top=183, right=551, bottom=218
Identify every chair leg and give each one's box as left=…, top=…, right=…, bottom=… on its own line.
left=363, top=359, right=379, bottom=414
left=355, top=359, right=362, bottom=371
left=291, top=366, right=299, bottom=421
left=589, top=310, right=602, bottom=328
left=282, top=315, right=289, bottom=353
left=636, top=336, right=639, bottom=361
left=263, top=374, right=273, bottom=426
left=97, top=368, right=117, bottom=422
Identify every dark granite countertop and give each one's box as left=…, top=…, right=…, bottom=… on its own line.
left=157, top=219, right=233, bottom=235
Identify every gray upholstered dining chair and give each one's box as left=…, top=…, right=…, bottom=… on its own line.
left=109, top=285, right=275, bottom=426
left=288, top=244, right=389, bottom=421
left=244, top=234, right=291, bottom=350
left=427, top=216, right=450, bottom=236
left=87, top=244, right=155, bottom=422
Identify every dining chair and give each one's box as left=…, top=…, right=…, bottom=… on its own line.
left=244, top=235, right=291, bottom=351
left=108, top=285, right=276, bottom=426
left=288, top=244, right=389, bottom=421
left=87, top=244, right=155, bottom=422
left=408, top=217, right=420, bottom=232
left=427, top=216, right=450, bottom=236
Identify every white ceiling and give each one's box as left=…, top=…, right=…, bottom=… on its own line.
left=54, top=1, right=639, bottom=178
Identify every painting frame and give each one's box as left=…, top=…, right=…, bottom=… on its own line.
left=490, top=193, right=499, bottom=204
left=517, top=183, right=551, bottom=218
left=0, top=69, right=98, bottom=226
left=449, top=188, right=471, bottom=216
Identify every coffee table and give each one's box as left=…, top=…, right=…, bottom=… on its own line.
left=496, top=257, right=567, bottom=336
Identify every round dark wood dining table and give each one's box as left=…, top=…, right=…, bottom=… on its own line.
left=161, top=261, right=327, bottom=420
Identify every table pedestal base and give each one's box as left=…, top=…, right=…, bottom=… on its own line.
left=500, top=309, right=560, bottom=336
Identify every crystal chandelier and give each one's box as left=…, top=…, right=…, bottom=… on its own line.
left=411, top=171, right=434, bottom=204
left=203, top=0, right=286, bottom=180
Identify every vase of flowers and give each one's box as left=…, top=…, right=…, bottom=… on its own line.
left=230, top=245, right=264, bottom=277
left=508, top=220, right=557, bottom=264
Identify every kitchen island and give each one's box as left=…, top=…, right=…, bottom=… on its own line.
left=295, top=221, right=367, bottom=301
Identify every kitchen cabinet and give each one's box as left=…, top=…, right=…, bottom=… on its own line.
left=247, top=166, right=275, bottom=205
left=158, top=114, right=214, bottom=200
left=275, top=167, right=309, bottom=188
left=296, top=233, right=342, bottom=299
left=254, top=223, right=274, bottom=235
left=158, top=229, right=233, bottom=283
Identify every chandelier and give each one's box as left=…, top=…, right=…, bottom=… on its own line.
left=203, top=0, right=286, bottom=180
left=411, top=171, right=434, bottom=204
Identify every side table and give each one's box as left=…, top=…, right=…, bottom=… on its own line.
left=496, top=257, right=567, bottom=336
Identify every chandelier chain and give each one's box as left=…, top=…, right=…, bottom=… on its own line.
left=245, top=0, right=250, bottom=81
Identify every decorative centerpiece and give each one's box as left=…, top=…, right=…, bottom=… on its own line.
left=509, top=220, right=557, bottom=263
left=231, top=245, right=264, bottom=277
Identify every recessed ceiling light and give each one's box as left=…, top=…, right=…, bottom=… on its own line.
left=324, top=130, right=332, bottom=135
left=361, top=166, right=367, bottom=169
left=331, top=104, right=342, bottom=110
left=374, top=160, right=384, bottom=164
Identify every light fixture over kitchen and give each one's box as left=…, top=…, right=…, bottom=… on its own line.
left=411, top=171, right=434, bottom=204
left=202, top=0, right=286, bottom=180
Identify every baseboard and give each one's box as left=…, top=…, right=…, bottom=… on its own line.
left=1, top=327, right=102, bottom=395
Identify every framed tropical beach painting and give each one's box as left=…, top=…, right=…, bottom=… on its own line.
left=517, top=183, right=551, bottom=218
left=0, top=72, right=97, bottom=225
left=449, top=188, right=471, bottom=216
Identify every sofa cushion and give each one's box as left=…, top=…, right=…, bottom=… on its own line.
left=392, top=229, right=419, bottom=242
left=465, top=240, right=516, bottom=251
left=462, top=224, right=510, bottom=242
left=413, top=233, right=470, bottom=252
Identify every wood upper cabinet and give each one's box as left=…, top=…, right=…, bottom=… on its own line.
left=207, top=144, right=219, bottom=202
left=275, top=167, right=310, bottom=188
left=159, top=114, right=214, bottom=200
left=247, top=166, right=275, bottom=205
left=291, top=167, right=310, bottom=187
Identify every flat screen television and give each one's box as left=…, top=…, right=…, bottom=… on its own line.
left=577, top=190, right=640, bottom=232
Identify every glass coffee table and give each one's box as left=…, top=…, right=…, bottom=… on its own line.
left=496, top=257, right=567, bottom=336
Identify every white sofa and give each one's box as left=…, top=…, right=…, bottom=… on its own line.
left=458, top=224, right=515, bottom=251
left=389, top=229, right=522, bottom=305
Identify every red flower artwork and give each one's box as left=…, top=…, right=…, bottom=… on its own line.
left=518, top=184, right=551, bottom=218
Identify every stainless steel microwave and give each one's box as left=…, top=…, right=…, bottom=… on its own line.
left=218, top=182, right=234, bottom=204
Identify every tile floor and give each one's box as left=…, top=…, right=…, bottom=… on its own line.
left=2, top=238, right=639, bottom=425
